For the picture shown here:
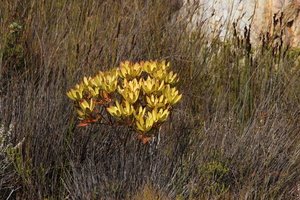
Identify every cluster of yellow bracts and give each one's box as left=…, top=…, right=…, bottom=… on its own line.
left=67, top=60, right=182, bottom=138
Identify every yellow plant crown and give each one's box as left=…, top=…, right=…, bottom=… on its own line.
left=67, top=60, right=182, bottom=143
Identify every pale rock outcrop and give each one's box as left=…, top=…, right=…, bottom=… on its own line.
left=179, top=0, right=300, bottom=47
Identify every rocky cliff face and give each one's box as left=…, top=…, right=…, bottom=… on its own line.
left=180, top=0, right=300, bottom=47
left=252, top=0, right=300, bottom=47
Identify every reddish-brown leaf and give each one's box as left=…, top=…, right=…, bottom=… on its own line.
left=137, top=135, right=152, bottom=144
left=78, top=122, right=89, bottom=127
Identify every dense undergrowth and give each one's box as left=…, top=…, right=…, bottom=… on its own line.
left=0, top=0, right=300, bottom=199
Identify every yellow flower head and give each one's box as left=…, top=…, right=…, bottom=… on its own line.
left=67, top=88, right=82, bottom=101
left=121, top=100, right=135, bottom=116
left=158, top=60, right=170, bottom=71
left=151, top=68, right=166, bottom=80
left=102, top=70, right=118, bottom=93
left=107, top=100, right=123, bottom=118
left=141, top=76, right=156, bottom=94
left=119, top=61, right=142, bottom=79
left=141, top=76, right=164, bottom=94
left=83, top=76, right=92, bottom=87
left=90, top=73, right=104, bottom=88
left=118, top=78, right=140, bottom=104
left=107, top=100, right=134, bottom=118
left=163, top=85, right=182, bottom=105
left=87, top=86, right=99, bottom=97
left=146, top=94, right=167, bottom=108
left=164, top=71, right=179, bottom=84
left=156, top=108, right=170, bottom=122
left=142, top=61, right=158, bottom=74
left=134, top=106, right=146, bottom=119
left=67, top=83, right=85, bottom=101
left=79, top=99, right=95, bottom=112
left=148, top=108, right=169, bottom=123
left=135, top=114, right=154, bottom=133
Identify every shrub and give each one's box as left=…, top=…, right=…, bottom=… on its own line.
left=200, top=160, right=230, bottom=195
left=67, top=60, right=182, bottom=143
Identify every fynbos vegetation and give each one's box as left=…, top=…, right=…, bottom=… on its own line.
left=0, top=0, right=299, bottom=199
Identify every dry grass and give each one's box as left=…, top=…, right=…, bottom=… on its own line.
left=0, top=0, right=300, bottom=199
